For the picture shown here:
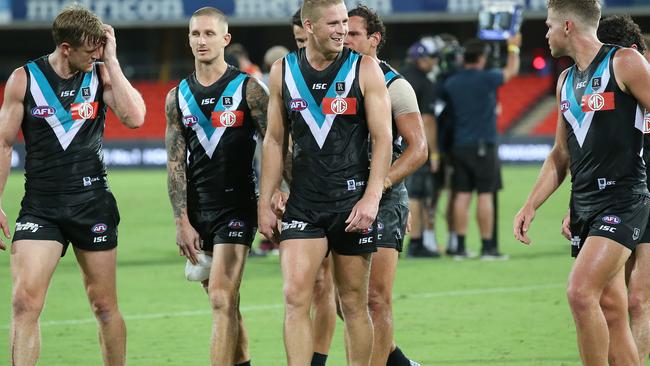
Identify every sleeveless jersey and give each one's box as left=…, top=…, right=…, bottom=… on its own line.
left=560, top=45, right=647, bottom=209
left=378, top=60, right=408, bottom=206
left=176, top=66, right=256, bottom=210
left=282, top=48, right=368, bottom=211
left=22, top=55, right=108, bottom=201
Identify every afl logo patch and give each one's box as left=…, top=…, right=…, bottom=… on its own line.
left=602, top=215, right=621, bottom=225
left=289, top=98, right=308, bottom=111
left=560, top=100, right=570, bottom=112
left=91, top=223, right=108, bottom=234
left=228, top=220, right=245, bottom=229
left=31, top=106, right=56, bottom=118
left=183, top=115, right=198, bottom=127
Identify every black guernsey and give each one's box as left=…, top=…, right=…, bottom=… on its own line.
left=176, top=66, right=256, bottom=210
left=282, top=48, right=369, bottom=211
left=560, top=45, right=648, bottom=210
left=22, top=55, right=108, bottom=201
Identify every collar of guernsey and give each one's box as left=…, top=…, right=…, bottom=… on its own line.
left=561, top=47, right=615, bottom=148
left=177, top=73, right=248, bottom=158
left=26, top=61, right=99, bottom=150
left=283, top=51, right=360, bottom=148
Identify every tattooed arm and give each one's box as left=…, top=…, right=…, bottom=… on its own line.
left=165, top=87, right=201, bottom=264
left=246, top=77, right=292, bottom=184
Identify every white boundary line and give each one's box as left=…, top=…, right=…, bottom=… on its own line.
left=0, top=283, right=563, bottom=330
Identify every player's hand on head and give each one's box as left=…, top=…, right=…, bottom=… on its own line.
left=513, top=205, right=535, bottom=245
left=345, top=196, right=379, bottom=233
left=0, top=208, right=9, bottom=251
left=176, top=221, right=201, bottom=265
left=101, top=24, right=117, bottom=62
left=258, top=206, right=280, bottom=243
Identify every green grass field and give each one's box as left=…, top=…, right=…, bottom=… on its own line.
left=0, top=166, right=592, bottom=365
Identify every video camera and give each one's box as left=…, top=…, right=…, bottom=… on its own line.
left=478, top=1, right=523, bottom=41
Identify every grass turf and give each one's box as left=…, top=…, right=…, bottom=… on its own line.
left=0, top=166, right=588, bottom=365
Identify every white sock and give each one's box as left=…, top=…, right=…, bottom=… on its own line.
left=447, top=232, right=458, bottom=251
left=422, top=230, right=438, bottom=251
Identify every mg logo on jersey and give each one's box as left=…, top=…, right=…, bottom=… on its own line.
left=330, top=98, right=347, bottom=114
left=581, top=92, right=615, bottom=112
left=560, top=100, right=570, bottom=112
left=71, top=102, right=98, bottom=120
left=211, top=110, right=244, bottom=128
left=31, top=106, right=56, bottom=118
left=322, top=98, right=357, bottom=115
left=588, top=94, right=605, bottom=110
left=91, top=223, right=108, bottom=234
left=289, top=98, right=308, bottom=111
left=220, top=111, right=237, bottom=127
left=183, top=115, right=198, bottom=127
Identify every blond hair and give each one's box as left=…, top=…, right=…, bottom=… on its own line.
left=52, top=4, right=104, bottom=47
left=547, top=0, right=601, bottom=29
left=191, top=7, right=228, bottom=32
left=301, top=0, right=344, bottom=24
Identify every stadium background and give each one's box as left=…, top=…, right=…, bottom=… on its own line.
left=1, top=0, right=650, bottom=364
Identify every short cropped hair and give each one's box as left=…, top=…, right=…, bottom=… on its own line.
left=292, top=9, right=303, bottom=28
left=348, top=5, right=386, bottom=52
left=301, top=0, right=343, bottom=24
left=547, top=0, right=601, bottom=29
left=52, top=4, right=104, bottom=47
left=598, top=15, right=646, bottom=54
left=463, top=38, right=488, bottom=64
left=191, top=7, right=228, bottom=32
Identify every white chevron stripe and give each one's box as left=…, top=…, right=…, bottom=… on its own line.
left=178, top=80, right=245, bottom=158
left=29, top=67, right=99, bottom=150
left=284, top=57, right=359, bottom=149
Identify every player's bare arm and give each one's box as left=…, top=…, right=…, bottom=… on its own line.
left=386, top=81, right=427, bottom=190
left=345, top=55, right=392, bottom=232
left=0, top=68, right=26, bottom=250
left=99, top=24, right=146, bottom=128
left=514, top=69, right=571, bottom=244
left=259, top=60, right=289, bottom=242
left=165, top=87, right=201, bottom=264
left=246, top=77, right=292, bottom=185
left=614, top=47, right=650, bottom=110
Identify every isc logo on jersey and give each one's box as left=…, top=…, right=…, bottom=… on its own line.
left=322, top=97, right=357, bottom=115
left=581, top=92, right=615, bottom=112
left=71, top=102, right=99, bottom=120
left=289, top=98, right=308, bottom=111
left=211, top=110, right=244, bottom=128
left=31, top=106, right=56, bottom=118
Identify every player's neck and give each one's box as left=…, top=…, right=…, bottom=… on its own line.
left=571, top=35, right=602, bottom=72
left=305, top=45, right=339, bottom=71
left=195, top=58, right=228, bottom=87
left=48, top=51, right=80, bottom=79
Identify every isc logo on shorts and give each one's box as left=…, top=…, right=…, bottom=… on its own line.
left=15, top=222, right=41, bottom=233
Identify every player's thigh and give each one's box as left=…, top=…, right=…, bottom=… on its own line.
left=73, top=247, right=119, bottom=304
left=208, top=244, right=249, bottom=291
left=628, top=244, right=650, bottom=299
left=280, top=238, right=329, bottom=291
left=369, top=247, right=398, bottom=297
left=331, top=251, right=372, bottom=294
left=569, top=236, right=631, bottom=292
left=11, top=240, right=63, bottom=304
